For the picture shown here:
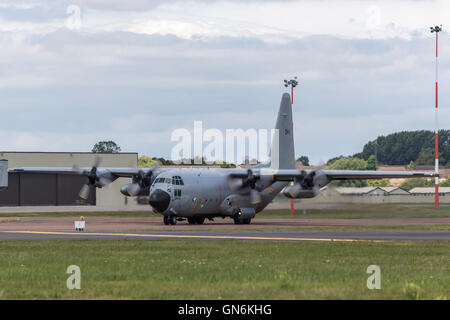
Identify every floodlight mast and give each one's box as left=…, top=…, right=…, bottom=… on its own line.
left=431, top=25, right=442, bottom=210
left=284, top=77, right=298, bottom=104
left=284, top=77, right=299, bottom=215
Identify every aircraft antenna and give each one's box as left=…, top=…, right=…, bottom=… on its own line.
left=431, top=25, right=442, bottom=210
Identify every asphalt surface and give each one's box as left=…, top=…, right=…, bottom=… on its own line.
left=2, top=216, right=450, bottom=232
left=0, top=230, right=449, bottom=241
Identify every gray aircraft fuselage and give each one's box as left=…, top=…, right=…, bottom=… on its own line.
left=149, top=167, right=287, bottom=218
left=146, top=92, right=296, bottom=224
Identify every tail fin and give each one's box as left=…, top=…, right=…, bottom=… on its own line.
left=270, top=93, right=295, bottom=169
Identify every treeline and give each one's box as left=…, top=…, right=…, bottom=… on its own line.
left=353, top=130, right=450, bottom=166
left=138, top=156, right=236, bottom=168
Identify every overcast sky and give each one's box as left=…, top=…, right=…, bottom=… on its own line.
left=0, top=0, right=449, bottom=164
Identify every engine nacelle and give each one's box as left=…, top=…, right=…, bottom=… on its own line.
left=283, top=184, right=319, bottom=199
left=120, top=184, right=149, bottom=197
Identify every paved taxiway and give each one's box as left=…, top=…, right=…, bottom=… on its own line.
left=0, top=230, right=449, bottom=241
left=2, top=216, right=450, bottom=232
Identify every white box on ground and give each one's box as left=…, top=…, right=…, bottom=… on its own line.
left=74, top=221, right=85, bottom=231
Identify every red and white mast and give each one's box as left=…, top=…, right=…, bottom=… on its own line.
left=431, top=25, right=442, bottom=210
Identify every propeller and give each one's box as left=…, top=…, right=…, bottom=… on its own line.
left=229, top=169, right=263, bottom=204
left=297, top=160, right=325, bottom=189
left=126, top=161, right=160, bottom=196
left=78, top=156, right=112, bottom=200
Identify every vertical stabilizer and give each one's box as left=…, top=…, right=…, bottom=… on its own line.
left=270, top=93, right=295, bottom=169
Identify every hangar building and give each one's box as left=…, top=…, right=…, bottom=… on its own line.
left=0, top=152, right=138, bottom=207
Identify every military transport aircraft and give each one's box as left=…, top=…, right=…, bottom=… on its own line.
left=9, top=93, right=437, bottom=225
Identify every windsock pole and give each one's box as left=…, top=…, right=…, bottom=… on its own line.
left=290, top=86, right=294, bottom=215
left=431, top=25, right=442, bottom=210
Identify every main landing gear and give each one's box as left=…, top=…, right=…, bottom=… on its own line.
left=233, top=217, right=252, bottom=225
left=163, top=215, right=251, bottom=225
left=187, top=217, right=205, bottom=225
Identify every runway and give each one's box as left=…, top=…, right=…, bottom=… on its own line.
left=0, top=229, right=449, bottom=241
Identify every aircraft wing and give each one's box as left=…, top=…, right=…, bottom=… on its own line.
left=271, top=169, right=438, bottom=181
left=321, top=170, right=438, bottom=180
left=229, top=168, right=438, bottom=181
left=8, top=167, right=145, bottom=178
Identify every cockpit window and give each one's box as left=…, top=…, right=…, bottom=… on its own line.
left=172, top=176, right=184, bottom=186
left=154, top=176, right=184, bottom=185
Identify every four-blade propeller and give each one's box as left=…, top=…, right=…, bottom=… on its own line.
left=126, top=161, right=160, bottom=196
left=76, top=157, right=112, bottom=200
left=229, top=169, right=265, bottom=204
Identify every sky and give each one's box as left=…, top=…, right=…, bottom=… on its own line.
left=0, top=0, right=449, bottom=164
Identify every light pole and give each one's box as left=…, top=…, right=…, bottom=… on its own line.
left=284, top=77, right=299, bottom=104
left=284, top=77, right=299, bottom=215
left=431, top=25, right=442, bottom=210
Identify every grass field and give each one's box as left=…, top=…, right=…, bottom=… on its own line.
left=0, top=240, right=448, bottom=299
left=139, top=225, right=450, bottom=233
left=1, top=203, right=450, bottom=219
left=258, top=204, right=450, bottom=219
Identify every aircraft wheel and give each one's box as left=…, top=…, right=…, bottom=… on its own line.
left=163, top=216, right=170, bottom=225
left=243, top=218, right=252, bottom=225
left=233, top=217, right=242, bottom=225
left=169, top=216, right=177, bottom=225
left=188, top=217, right=196, bottom=224
left=196, top=218, right=205, bottom=225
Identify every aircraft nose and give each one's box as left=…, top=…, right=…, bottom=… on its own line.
left=149, top=189, right=171, bottom=213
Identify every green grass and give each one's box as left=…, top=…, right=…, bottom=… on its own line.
left=2, top=204, right=450, bottom=219
left=134, top=225, right=450, bottom=233
left=258, top=204, right=450, bottom=219
left=0, top=240, right=448, bottom=299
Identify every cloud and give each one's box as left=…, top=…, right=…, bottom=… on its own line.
left=0, top=0, right=448, bottom=164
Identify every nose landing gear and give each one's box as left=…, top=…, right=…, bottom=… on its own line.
left=163, top=216, right=177, bottom=225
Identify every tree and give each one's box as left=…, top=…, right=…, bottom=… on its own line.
left=92, top=141, right=121, bottom=153
left=367, top=178, right=390, bottom=187
left=366, top=155, right=377, bottom=170
left=328, top=157, right=369, bottom=187
left=439, top=179, right=450, bottom=187
left=407, top=161, right=417, bottom=171
left=355, top=130, right=450, bottom=166
left=400, top=178, right=433, bottom=191
left=327, top=155, right=344, bottom=166
left=328, top=157, right=368, bottom=171
left=296, top=156, right=310, bottom=166
left=138, top=155, right=155, bottom=168
left=151, top=157, right=172, bottom=165
left=415, top=147, right=436, bottom=166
